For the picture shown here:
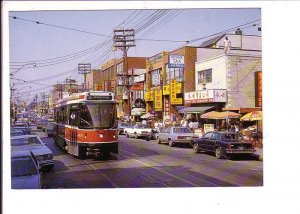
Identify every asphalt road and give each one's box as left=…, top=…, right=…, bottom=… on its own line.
left=34, top=128, right=263, bottom=188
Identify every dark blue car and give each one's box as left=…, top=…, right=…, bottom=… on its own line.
left=192, top=131, right=255, bottom=159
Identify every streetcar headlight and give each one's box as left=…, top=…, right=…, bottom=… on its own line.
left=113, top=135, right=116, bottom=138
left=99, top=134, right=103, bottom=138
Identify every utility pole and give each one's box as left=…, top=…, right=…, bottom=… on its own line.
left=78, top=63, right=91, bottom=91
left=113, top=29, right=135, bottom=118
left=10, top=82, right=16, bottom=123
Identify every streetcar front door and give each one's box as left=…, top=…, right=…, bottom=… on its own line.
left=68, top=106, right=79, bottom=156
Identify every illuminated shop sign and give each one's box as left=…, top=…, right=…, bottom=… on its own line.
left=168, top=55, right=184, bottom=68
left=184, top=89, right=227, bottom=104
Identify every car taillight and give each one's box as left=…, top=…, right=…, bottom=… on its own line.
left=227, top=144, right=232, bottom=150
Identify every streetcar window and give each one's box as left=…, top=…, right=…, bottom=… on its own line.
left=79, top=103, right=116, bottom=129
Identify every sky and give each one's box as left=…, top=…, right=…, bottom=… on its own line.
left=8, top=7, right=261, bottom=102
left=3, top=1, right=300, bottom=214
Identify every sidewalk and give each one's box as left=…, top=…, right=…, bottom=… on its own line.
left=253, top=147, right=263, bottom=161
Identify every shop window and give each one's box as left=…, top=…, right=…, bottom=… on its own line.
left=151, top=69, right=161, bottom=87
left=117, top=62, right=123, bottom=75
left=166, top=64, right=184, bottom=84
left=198, top=68, right=212, bottom=84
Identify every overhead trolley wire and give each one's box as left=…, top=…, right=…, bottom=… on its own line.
left=10, top=16, right=111, bottom=38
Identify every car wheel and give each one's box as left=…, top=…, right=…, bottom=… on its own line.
left=193, top=143, right=200, bottom=153
left=215, top=147, right=223, bottom=159
left=157, top=137, right=161, bottom=144
left=168, top=139, right=174, bottom=147
left=126, top=133, right=129, bottom=138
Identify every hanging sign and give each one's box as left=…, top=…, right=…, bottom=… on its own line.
left=170, top=80, right=182, bottom=105
left=154, top=89, right=162, bottom=111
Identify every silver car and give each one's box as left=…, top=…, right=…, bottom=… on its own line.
left=46, top=122, right=54, bottom=137
left=157, top=126, right=199, bottom=147
left=11, top=135, right=54, bottom=172
left=11, top=150, right=42, bottom=189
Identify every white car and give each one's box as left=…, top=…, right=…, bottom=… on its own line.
left=125, top=124, right=153, bottom=139
left=11, top=150, right=42, bottom=189
left=46, top=122, right=54, bottom=137
left=11, top=135, right=54, bottom=172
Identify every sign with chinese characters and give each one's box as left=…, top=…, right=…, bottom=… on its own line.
left=134, top=74, right=145, bottom=83
left=154, top=89, right=162, bottom=111
left=145, top=91, right=154, bottom=101
left=255, top=71, right=262, bottom=107
left=163, top=82, right=182, bottom=95
left=95, top=84, right=101, bottom=91
left=170, top=79, right=182, bottom=105
left=168, top=55, right=184, bottom=68
left=184, top=89, right=227, bottom=104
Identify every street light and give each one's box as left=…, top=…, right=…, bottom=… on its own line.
left=10, top=63, right=36, bottom=77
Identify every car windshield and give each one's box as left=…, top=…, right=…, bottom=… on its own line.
left=119, top=123, right=129, bottom=127
left=173, top=127, right=192, bottom=133
left=136, top=124, right=151, bottom=128
left=11, top=137, right=42, bottom=146
left=79, top=103, right=116, bottom=129
left=11, top=157, right=38, bottom=177
left=221, top=133, right=238, bottom=140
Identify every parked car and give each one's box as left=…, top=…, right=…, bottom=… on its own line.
left=117, top=122, right=130, bottom=135
left=192, top=131, right=255, bottom=159
left=125, top=124, right=152, bottom=139
left=11, top=135, right=54, bottom=172
left=46, top=122, right=54, bottom=137
left=11, top=150, right=42, bottom=189
left=11, top=123, right=31, bottom=135
left=37, top=119, right=48, bottom=130
left=157, top=126, right=199, bottom=147
left=11, top=130, right=25, bottom=137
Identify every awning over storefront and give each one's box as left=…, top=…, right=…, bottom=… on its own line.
left=178, top=105, right=215, bottom=114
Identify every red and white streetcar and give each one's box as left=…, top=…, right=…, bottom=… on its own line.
left=53, top=91, right=118, bottom=158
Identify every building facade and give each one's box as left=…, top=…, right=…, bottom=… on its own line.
left=185, top=34, right=262, bottom=115
left=145, top=46, right=197, bottom=123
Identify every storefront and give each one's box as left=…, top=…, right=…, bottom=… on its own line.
left=145, top=47, right=197, bottom=123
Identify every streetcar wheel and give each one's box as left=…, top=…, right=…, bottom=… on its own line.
left=168, top=139, right=174, bottom=147
left=102, top=151, right=110, bottom=159
left=215, top=147, right=223, bottom=159
left=78, top=147, right=86, bottom=159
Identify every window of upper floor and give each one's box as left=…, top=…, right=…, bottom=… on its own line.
left=197, top=68, right=212, bottom=84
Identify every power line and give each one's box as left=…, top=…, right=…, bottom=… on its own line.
left=10, top=16, right=111, bottom=38
left=189, top=19, right=261, bottom=43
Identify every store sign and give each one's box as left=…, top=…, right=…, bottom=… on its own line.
left=145, top=91, right=154, bottom=101
left=95, top=84, right=101, bottom=91
left=169, top=55, right=184, bottom=68
left=163, top=82, right=182, bottom=95
left=154, top=89, right=163, bottom=111
left=134, top=74, right=145, bottom=83
left=255, top=71, right=262, bottom=107
left=151, top=70, right=161, bottom=86
left=170, top=79, right=182, bottom=105
left=184, top=89, right=227, bottom=104
left=131, top=82, right=144, bottom=91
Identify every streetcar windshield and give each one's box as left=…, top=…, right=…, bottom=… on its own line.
left=80, top=103, right=116, bottom=129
